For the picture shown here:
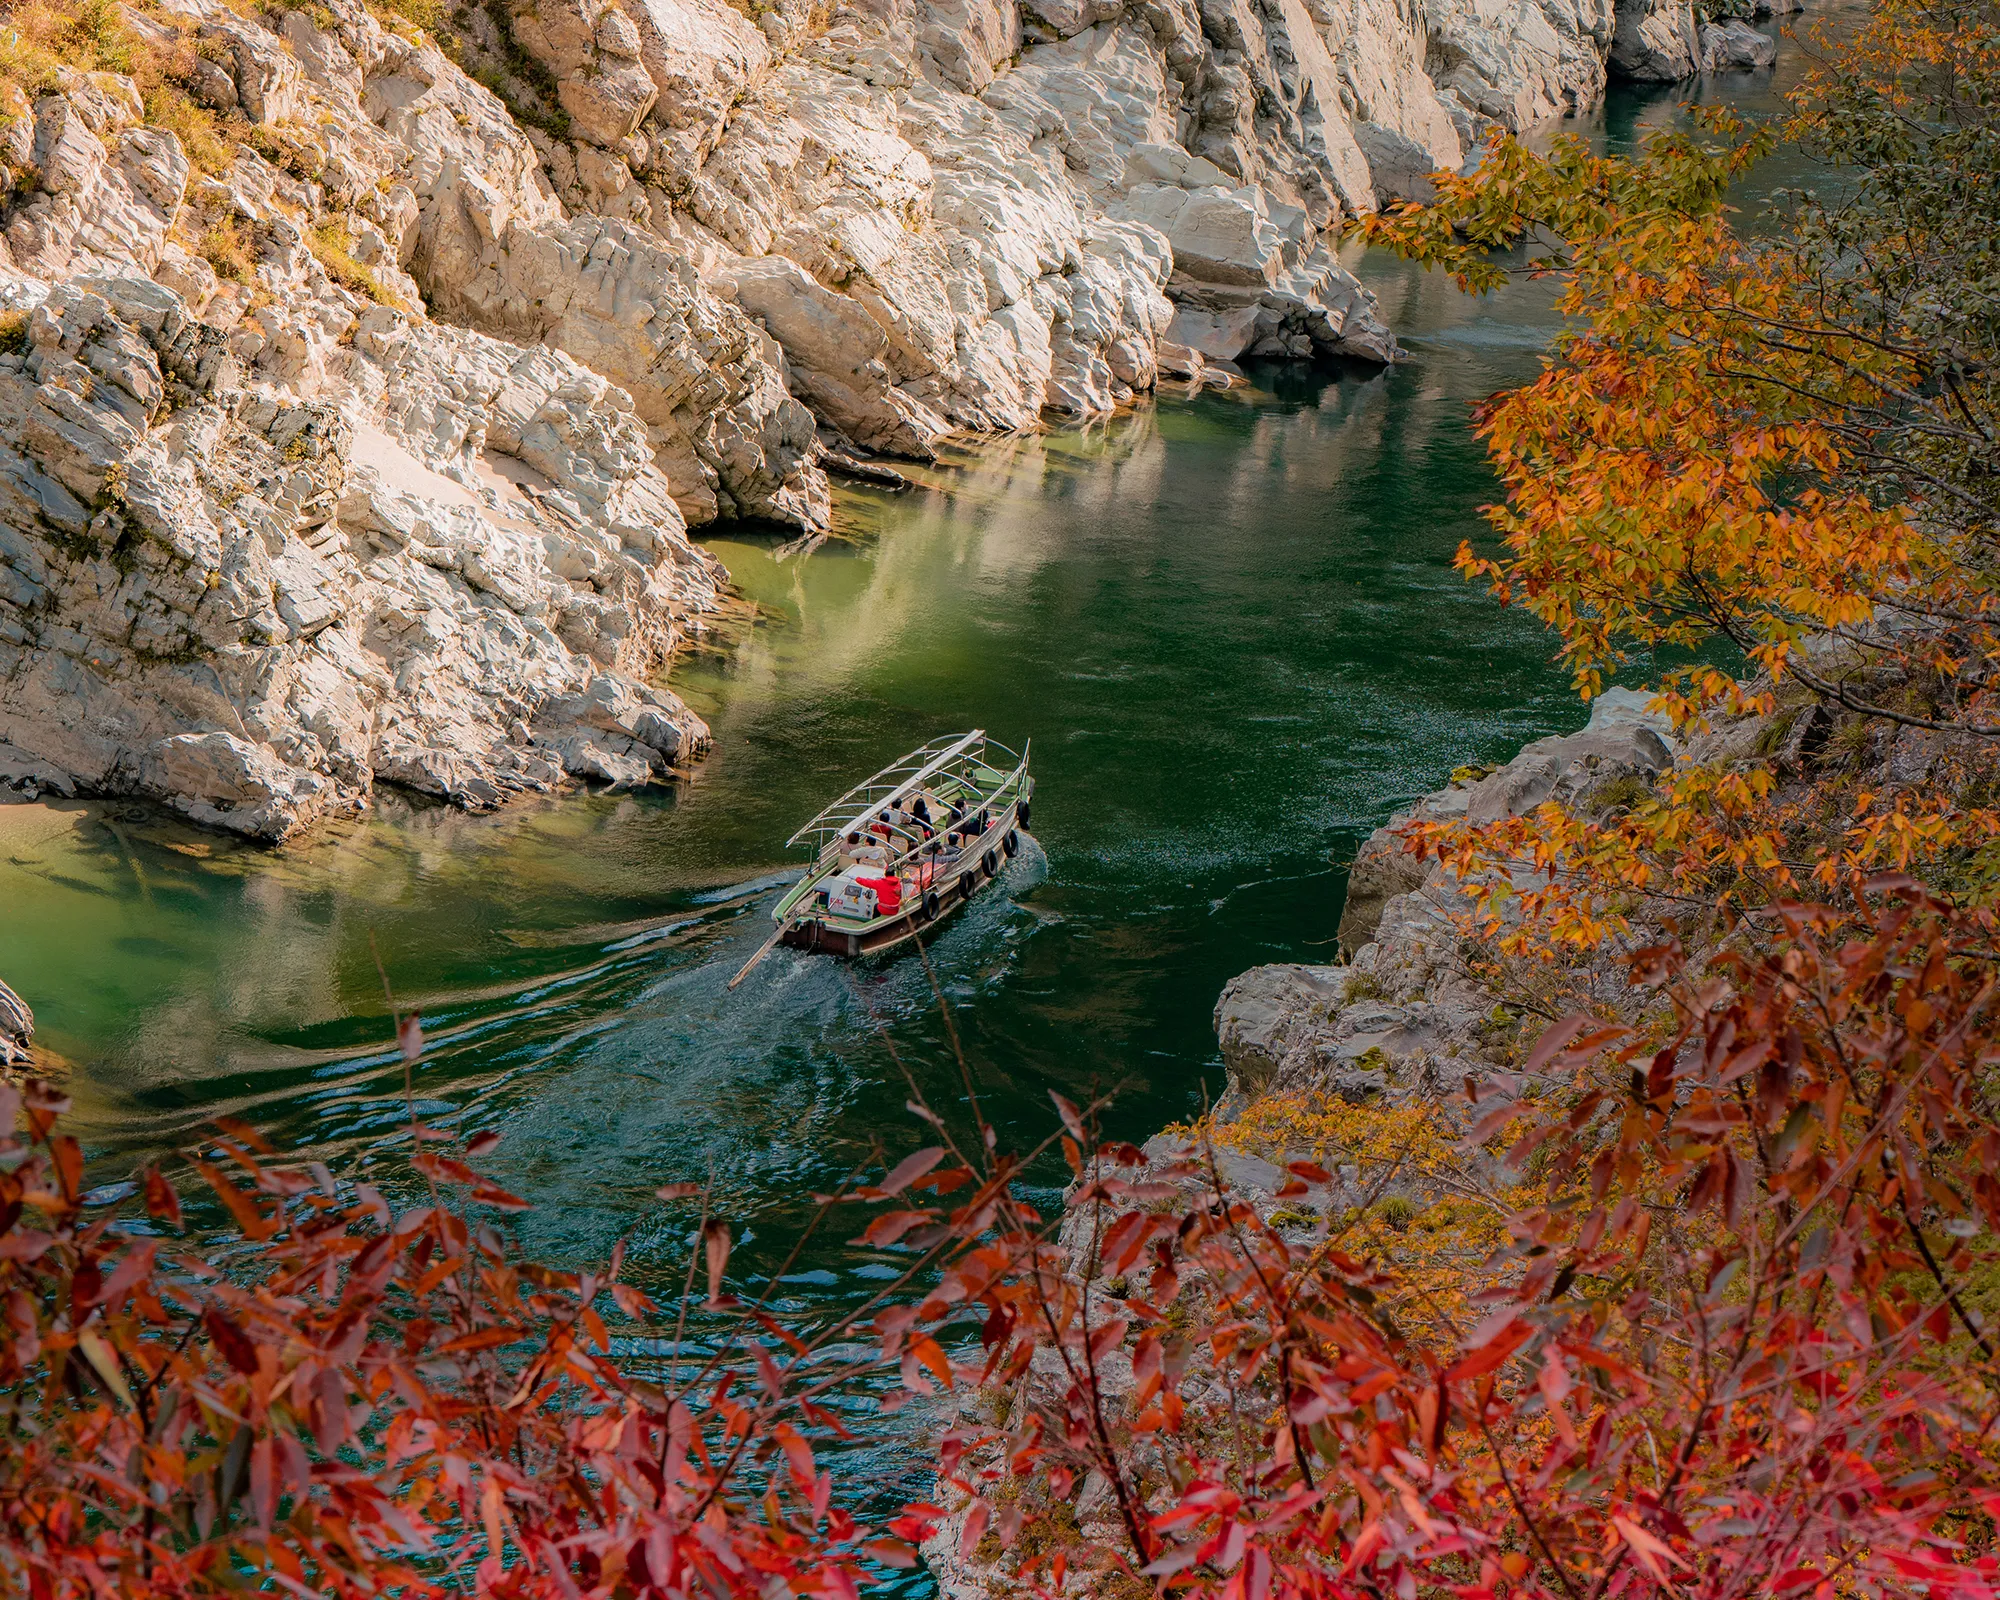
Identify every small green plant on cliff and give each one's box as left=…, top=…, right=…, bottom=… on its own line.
left=0, top=0, right=237, bottom=180
left=366, top=0, right=449, bottom=37
left=472, top=0, right=570, bottom=138
left=1338, top=969, right=1387, bottom=1003
left=0, top=307, right=30, bottom=357
left=246, top=125, right=327, bottom=185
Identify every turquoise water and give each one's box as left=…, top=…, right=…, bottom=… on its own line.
left=0, top=12, right=1842, bottom=1554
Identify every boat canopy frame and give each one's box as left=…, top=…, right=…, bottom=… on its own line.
left=729, top=731, right=1035, bottom=983
left=784, top=731, right=1029, bottom=872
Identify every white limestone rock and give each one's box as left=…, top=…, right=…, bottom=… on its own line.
left=1426, top=0, right=1617, bottom=134
left=0, top=0, right=1670, bottom=837
left=1220, top=690, right=1680, bottom=1113
left=0, top=271, right=722, bottom=839
left=0, top=976, right=32, bottom=1067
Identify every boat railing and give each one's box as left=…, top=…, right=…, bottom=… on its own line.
left=806, top=740, right=1032, bottom=895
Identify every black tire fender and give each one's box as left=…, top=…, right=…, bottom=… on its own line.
left=922, top=890, right=941, bottom=921
left=961, top=873, right=977, bottom=900
left=1017, top=799, right=1031, bottom=829
left=1003, top=829, right=1019, bottom=857
left=982, top=848, right=999, bottom=877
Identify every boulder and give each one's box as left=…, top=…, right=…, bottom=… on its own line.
left=723, top=256, right=948, bottom=459
left=138, top=731, right=333, bottom=839
left=1700, top=18, right=1778, bottom=70
left=1426, top=0, right=1618, bottom=132
left=1215, top=964, right=1350, bottom=1103
left=1611, top=0, right=1700, bottom=80
left=0, top=264, right=721, bottom=838
left=1227, top=689, right=1682, bottom=1112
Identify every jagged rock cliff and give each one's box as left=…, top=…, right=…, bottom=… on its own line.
left=0, top=0, right=1757, bottom=836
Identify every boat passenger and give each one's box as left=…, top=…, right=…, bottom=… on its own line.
left=852, top=834, right=891, bottom=869
left=836, top=831, right=866, bottom=870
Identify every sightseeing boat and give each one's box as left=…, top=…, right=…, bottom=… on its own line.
left=730, top=731, right=1033, bottom=983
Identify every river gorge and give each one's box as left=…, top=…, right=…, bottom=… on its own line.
left=0, top=5, right=1839, bottom=1581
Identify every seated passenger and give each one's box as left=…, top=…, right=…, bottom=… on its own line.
left=852, top=835, right=891, bottom=869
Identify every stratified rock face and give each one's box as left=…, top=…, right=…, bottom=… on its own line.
left=487, top=0, right=1643, bottom=397
left=0, top=976, right=30, bottom=1067
left=1699, top=18, right=1778, bottom=72
left=0, top=271, right=720, bottom=839
left=0, top=0, right=1646, bottom=836
left=1427, top=0, right=1617, bottom=134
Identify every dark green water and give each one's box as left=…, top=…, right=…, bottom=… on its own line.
left=0, top=17, right=1844, bottom=1551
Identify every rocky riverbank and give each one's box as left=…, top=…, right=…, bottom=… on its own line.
left=0, top=0, right=1788, bottom=837
left=1212, top=687, right=1678, bottom=1115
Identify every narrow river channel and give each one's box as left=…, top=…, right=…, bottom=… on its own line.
left=0, top=16, right=1846, bottom=1566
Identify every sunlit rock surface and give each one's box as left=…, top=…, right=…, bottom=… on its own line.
left=0, top=0, right=1660, bottom=833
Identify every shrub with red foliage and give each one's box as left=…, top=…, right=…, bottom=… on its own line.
left=7, top=881, right=2000, bottom=1600
left=0, top=1069, right=963, bottom=1600
left=930, top=880, right=2000, bottom=1600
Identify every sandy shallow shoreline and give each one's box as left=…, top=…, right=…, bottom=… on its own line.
left=0, top=798, right=88, bottom=848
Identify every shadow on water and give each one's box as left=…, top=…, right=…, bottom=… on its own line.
left=0, top=11, right=1869, bottom=1571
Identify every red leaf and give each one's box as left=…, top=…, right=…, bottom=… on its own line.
left=1049, top=1091, right=1085, bottom=1139
left=702, top=1218, right=731, bottom=1306
left=863, top=1540, right=917, bottom=1569
left=142, top=1167, right=183, bottom=1232
left=92, top=1241, right=157, bottom=1313
left=959, top=1498, right=990, bottom=1562
left=610, top=1283, right=656, bottom=1317
left=878, top=1147, right=945, bottom=1197
left=466, top=1130, right=501, bottom=1157
left=211, top=1116, right=274, bottom=1155
left=861, top=1210, right=934, bottom=1247
left=51, top=1136, right=81, bottom=1204
left=397, top=1013, right=423, bottom=1063
left=204, top=1307, right=261, bottom=1375
left=194, top=1160, right=275, bottom=1242
left=1610, top=1515, right=1684, bottom=1580
left=1443, top=1315, right=1532, bottom=1384
left=438, top=1325, right=526, bottom=1355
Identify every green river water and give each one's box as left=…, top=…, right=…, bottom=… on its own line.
left=0, top=24, right=1844, bottom=1555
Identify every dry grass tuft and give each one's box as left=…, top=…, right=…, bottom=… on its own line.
left=308, top=219, right=401, bottom=308
left=198, top=213, right=256, bottom=282
left=0, top=0, right=240, bottom=178
left=0, top=0, right=134, bottom=92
